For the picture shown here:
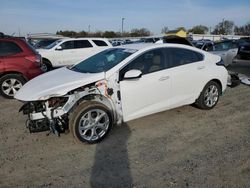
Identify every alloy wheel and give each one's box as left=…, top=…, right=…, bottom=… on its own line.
left=204, top=85, right=219, bottom=107
left=78, top=109, right=110, bottom=142
left=1, top=78, right=23, bottom=97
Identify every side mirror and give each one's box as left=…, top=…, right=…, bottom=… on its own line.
left=124, top=69, right=142, bottom=80
left=55, top=46, right=63, bottom=51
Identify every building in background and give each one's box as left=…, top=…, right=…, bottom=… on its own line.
left=165, top=29, right=187, bottom=38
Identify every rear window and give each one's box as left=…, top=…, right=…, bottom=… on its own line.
left=168, top=48, right=204, bottom=67
left=0, top=41, right=23, bottom=56
left=92, top=40, right=108, bottom=46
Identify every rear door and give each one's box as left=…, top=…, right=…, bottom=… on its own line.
left=119, top=48, right=172, bottom=122
left=0, top=40, right=25, bottom=71
left=166, top=47, right=206, bottom=108
left=74, top=40, right=95, bottom=62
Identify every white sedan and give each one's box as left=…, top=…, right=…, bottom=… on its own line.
left=15, top=43, right=228, bottom=143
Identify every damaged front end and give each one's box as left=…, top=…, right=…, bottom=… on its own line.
left=18, top=78, right=121, bottom=137
left=19, top=97, right=69, bottom=135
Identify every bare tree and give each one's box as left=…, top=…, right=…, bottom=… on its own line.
left=234, top=21, right=250, bottom=35
left=212, top=20, right=234, bottom=35
left=161, top=26, right=169, bottom=34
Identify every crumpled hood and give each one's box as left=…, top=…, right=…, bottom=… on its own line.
left=15, top=67, right=105, bottom=101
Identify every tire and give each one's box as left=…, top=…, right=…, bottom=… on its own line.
left=69, top=101, right=113, bottom=144
left=0, top=74, right=26, bottom=99
left=195, top=81, right=221, bottom=110
left=41, top=59, right=52, bottom=72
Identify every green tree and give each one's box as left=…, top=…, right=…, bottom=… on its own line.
left=76, top=30, right=87, bottom=37
left=188, top=25, right=208, bottom=34
left=56, top=30, right=78, bottom=37
left=102, top=31, right=117, bottom=38
left=130, top=28, right=150, bottom=37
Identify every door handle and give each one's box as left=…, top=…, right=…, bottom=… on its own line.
left=159, top=76, right=169, bottom=81
left=197, top=66, right=205, bottom=70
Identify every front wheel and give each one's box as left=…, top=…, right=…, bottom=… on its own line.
left=195, top=81, right=221, bottom=110
left=0, top=74, right=26, bottom=99
left=69, top=101, right=113, bottom=144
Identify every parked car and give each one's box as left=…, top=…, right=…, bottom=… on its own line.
left=15, top=43, right=228, bottom=143
left=194, top=40, right=214, bottom=51
left=38, top=38, right=113, bottom=71
left=140, top=37, right=160, bottom=43
left=206, top=40, right=239, bottom=66
left=34, top=39, right=59, bottom=49
left=0, top=37, right=43, bottom=98
left=155, top=36, right=193, bottom=46
left=227, top=42, right=250, bottom=77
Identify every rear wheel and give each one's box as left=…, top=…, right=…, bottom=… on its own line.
left=195, top=81, right=221, bottom=110
left=69, top=101, right=113, bottom=144
left=0, top=74, right=26, bottom=99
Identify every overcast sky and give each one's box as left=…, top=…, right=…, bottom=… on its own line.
left=1, top=0, right=250, bottom=36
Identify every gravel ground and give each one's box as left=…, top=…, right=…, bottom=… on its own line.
left=0, top=85, right=250, bottom=188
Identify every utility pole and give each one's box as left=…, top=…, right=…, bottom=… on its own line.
left=18, top=27, right=21, bottom=37
left=222, top=18, right=225, bottom=35
left=88, top=25, right=91, bottom=33
left=121, top=18, right=125, bottom=37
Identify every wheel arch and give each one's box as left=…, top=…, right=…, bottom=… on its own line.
left=42, top=58, right=52, bottom=65
left=209, top=79, right=222, bottom=95
left=0, top=71, right=28, bottom=81
left=71, top=94, right=117, bottom=123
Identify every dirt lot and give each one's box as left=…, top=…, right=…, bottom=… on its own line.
left=0, top=85, right=250, bottom=188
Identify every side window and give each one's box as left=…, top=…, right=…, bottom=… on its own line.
left=214, top=42, right=230, bottom=51
left=92, top=40, right=108, bottom=46
left=206, top=43, right=214, bottom=51
left=120, top=49, right=165, bottom=80
left=0, top=41, right=23, bottom=56
left=231, top=42, right=238, bottom=49
left=60, top=41, right=75, bottom=50
left=75, top=40, right=93, bottom=48
left=168, top=48, right=203, bottom=68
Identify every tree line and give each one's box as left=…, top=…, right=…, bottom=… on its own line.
left=56, top=20, right=250, bottom=38
left=56, top=28, right=151, bottom=38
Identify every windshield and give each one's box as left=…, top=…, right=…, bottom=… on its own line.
left=71, top=48, right=137, bottom=73
left=44, top=39, right=62, bottom=49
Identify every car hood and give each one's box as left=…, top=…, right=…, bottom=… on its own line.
left=15, top=67, right=105, bottom=101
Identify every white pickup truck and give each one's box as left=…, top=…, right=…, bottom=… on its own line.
left=38, top=38, right=112, bottom=71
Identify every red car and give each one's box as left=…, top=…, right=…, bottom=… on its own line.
left=0, top=37, right=43, bottom=98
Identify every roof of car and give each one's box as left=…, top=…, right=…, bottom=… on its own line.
left=115, top=43, right=202, bottom=52
left=59, top=37, right=109, bottom=42
left=118, top=43, right=155, bottom=50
